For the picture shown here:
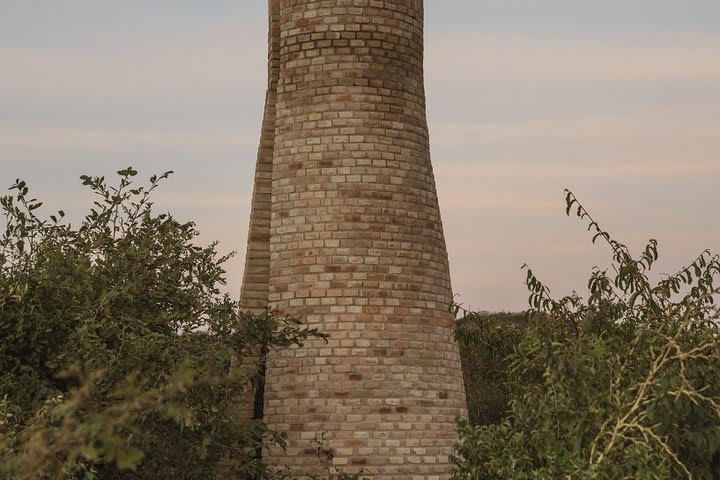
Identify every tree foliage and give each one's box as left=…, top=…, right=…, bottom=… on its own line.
left=0, top=169, right=325, bottom=479
left=452, top=191, right=720, bottom=479
left=454, top=312, right=526, bottom=426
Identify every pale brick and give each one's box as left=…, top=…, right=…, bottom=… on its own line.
left=239, top=1, right=468, bottom=479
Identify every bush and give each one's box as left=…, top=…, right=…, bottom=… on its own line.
left=454, top=311, right=526, bottom=426
left=0, top=168, right=324, bottom=479
left=452, top=191, right=720, bottom=479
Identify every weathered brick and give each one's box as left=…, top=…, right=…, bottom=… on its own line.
left=239, top=1, right=467, bottom=478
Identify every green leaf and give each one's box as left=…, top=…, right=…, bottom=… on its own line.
left=115, top=448, right=144, bottom=470
left=78, top=444, right=100, bottom=461
left=117, top=167, right=138, bottom=177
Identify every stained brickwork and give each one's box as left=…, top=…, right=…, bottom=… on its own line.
left=240, top=1, right=468, bottom=478
left=240, top=0, right=281, bottom=313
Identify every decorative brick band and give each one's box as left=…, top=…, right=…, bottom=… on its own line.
left=240, top=1, right=468, bottom=478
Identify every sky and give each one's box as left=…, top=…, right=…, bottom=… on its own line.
left=1, top=1, right=719, bottom=312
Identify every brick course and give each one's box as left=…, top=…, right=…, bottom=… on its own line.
left=240, top=1, right=467, bottom=478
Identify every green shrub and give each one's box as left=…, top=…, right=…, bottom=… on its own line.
left=0, top=169, right=324, bottom=479
left=455, top=311, right=526, bottom=426
left=452, top=191, right=720, bottom=479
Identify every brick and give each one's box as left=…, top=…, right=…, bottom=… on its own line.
left=239, top=1, right=467, bottom=478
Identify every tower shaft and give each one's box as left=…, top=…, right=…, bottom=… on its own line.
left=241, top=1, right=467, bottom=478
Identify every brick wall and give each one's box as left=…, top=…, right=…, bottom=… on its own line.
left=240, top=1, right=468, bottom=478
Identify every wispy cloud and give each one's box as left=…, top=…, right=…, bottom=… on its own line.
left=154, top=193, right=249, bottom=209
left=432, top=113, right=719, bottom=144
left=427, top=32, right=720, bottom=86
left=0, top=126, right=260, bottom=156
left=0, top=43, right=266, bottom=101
left=434, top=157, right=720, bottom=181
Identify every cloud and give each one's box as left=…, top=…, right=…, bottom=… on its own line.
left=434, top=157, right=720, bottom=181
left=425, top=1, right=720, bottom=35
left=436, top=181, right=559, bottom=212
left=0, top=38, right=266, bottom=102
left=432, top=111, right=718, bottom=143
left=154, top=193, right=250, bottom=210
left=426, top=32, right=720, bottom=87
left=0, top=125, right=261, bottom=156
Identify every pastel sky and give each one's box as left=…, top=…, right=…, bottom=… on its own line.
left=1, top=1, right=718, bottom=311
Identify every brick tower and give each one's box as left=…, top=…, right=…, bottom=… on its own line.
left=240, top=1, right=468, bottom=478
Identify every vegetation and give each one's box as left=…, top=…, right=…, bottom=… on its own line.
left=0, top=169, right=328, bottom=479
left=3, top=167, right=718, bottom=479
left=452, top=191, right=720, bottom=479
left=455, top=311, right=526, bottom=426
